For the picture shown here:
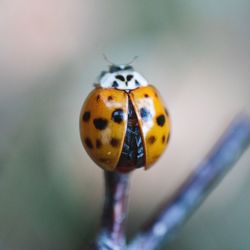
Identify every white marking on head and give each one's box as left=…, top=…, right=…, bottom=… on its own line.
left=98, top=65, right=148, bottom=90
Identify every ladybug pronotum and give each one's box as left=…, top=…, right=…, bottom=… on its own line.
left=79, top=64, right=170, bottom=172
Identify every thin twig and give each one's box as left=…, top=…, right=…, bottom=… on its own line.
left=93, top=172, right=130, bottom=250
left=128, top=115, right=250, bottom=250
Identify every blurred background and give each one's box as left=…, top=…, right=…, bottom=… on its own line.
left=0, top=0, right=250, bottom=249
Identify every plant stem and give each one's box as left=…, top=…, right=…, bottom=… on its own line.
left=94, top=171, right=130, bottom=250
left=128, top=115, right=250, bottom=250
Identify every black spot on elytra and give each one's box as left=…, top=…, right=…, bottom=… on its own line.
left=126, top=75, right=133, bottom=81
left=135, top=80, right=140, bottom=86
left=96, top=95, right=101, bottom=101
left=112, top=109, right=124, bottom=124
left=147, top=136, right=156, bottom=144
left=108, top=96, right=113, bottom=101
left=84, top=138, right=93, bottom=149
left=115, top=75, right=125, bottom=81
left=144, top=94, right=149, bottom=98
left=93, top=118, right=108, bottom=130
left=162, top=135, right=166, bottom=144
left=82, top=111, right=91, bottom=122
left=156, top=114, right=166, bottom=126
left=110, top=138, right=121, bottom=147
left=112, top=81, right=119, bottom=88
left=154, top=92, right=158, bottom=97
left=96, top=139, right=102, bottom=149
left=140, top=107, right=151, bottom=121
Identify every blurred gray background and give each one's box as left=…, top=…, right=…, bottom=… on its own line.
left=0, top=0, right=250, bottom=249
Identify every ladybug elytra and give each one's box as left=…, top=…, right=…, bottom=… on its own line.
left=79, top=64, right=170, bottom=172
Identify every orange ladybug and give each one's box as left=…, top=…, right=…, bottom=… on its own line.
left=79, top=64, right=170, bottom=172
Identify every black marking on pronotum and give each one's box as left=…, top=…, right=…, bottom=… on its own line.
left=162, top=135, right=166, bottom=144
left=147, top=135, right=156, bottom=144
left=135, top=80, right=140, bottom=86
left=115, top=75, right=125, bottom=82
left=156, top=114, right=166, bottom=126
left=112, top=81, right=119, bottom=88
left=112, top=109, right=125, bottom=124
left=93, top=118, right=108, bottom=130
left=140, top=107, right=151, bottom=121
left=82, top=111, right=91, bottom=122
left=108, top=96, right=113, bottom=101
left=96, top=139, right=102, bottom=149
left=126, top=75, right=133, bottom=81
left=84, top=138, right=93, bottom=149
left=110, top=138, right=120, bottom=147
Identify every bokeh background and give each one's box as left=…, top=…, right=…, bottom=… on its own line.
left=0, top=1, right=250, bottom=249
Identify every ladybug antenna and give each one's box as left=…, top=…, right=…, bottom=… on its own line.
left=103, top=53, right=116, bottom=66
left=125, top=56, right=139, bottom=65
left=103, top=54, right=139, bottom=66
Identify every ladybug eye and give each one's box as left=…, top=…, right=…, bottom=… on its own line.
left=110, top=65, right=121, bottom=73
left=124, top=65, right=133, bottom=71
left=99, top=71, right=107, bottom=78
left=115, top=75, right=125, bottom=82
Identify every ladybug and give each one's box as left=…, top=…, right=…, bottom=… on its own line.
left=79, top=64, right=170, bottom=172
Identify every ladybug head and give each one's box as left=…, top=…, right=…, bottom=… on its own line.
left=98, top=64, right=148, bottom=91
